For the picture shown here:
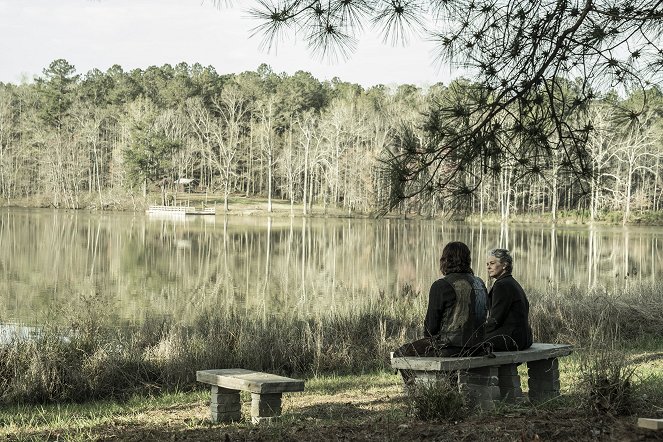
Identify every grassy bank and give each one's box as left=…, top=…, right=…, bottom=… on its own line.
left=0, top=305, right=416, bottom=404
left=3, top=193, right=371, bottom=219
left=1, top=283, right=662, bottom=405
left=466, top=209, right=663, bottom=225
left=6, top=192, right=663, bottom=225
left=1, top=357, right=662, bottom=441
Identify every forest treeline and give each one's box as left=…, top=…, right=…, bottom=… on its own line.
left=0, top=59, right=662, bottom=221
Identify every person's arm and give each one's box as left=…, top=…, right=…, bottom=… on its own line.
left=485, top=280, right=512, bottom=332
left=474, top=276, right=489, bottom=324
left=423, top=279, right=453, bottom=337
left=423, top=283, right=441, bottom=337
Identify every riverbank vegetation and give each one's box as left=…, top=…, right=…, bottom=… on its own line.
left=1, top=282, right=661, bottom=405
left=1, top=283, right=662, bottom=440
left=2, top=62, right=663, bottom=223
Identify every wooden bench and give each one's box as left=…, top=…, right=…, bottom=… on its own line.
left=391, top=343, right=573, bottom=410
left=196, top=368, right=305, bottom=424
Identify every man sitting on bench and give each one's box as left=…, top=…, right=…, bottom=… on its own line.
left=394, top=241, right=488, bottom=358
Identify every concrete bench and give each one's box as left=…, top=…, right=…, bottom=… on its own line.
left=391, top=343, right=573, bottom=409
left=196, top=368, right=305, bottom=424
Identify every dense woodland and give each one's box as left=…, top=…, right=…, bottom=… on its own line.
left=0, top=59, right=662, bottom=222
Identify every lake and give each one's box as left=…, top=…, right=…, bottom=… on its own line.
left=1, top=208, right=661, bottom=325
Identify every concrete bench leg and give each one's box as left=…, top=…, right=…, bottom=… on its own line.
left=458, top=366, right=500, bottom=410
left=209, top=386, right=241, bottom=423
left=498, top=364, right=523, bottom=401
left=527, top=358, right=561, bottom=402
left=251, top=392, right=282, bottom=424
left=400, top=370, right=457, bottom=398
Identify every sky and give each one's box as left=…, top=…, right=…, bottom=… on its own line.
left=0, top=0, right=459, bottom=88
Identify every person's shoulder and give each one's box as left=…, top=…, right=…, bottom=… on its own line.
left=497, top=273, right=515, bottom=281
left=472, top=275, right=487, bottom=285
left=495, top=274, right=525, bottom=291
left=441, top=272, right=485, bottom=289
left=431, top=277, right=456, bottom=293
left=493, top=274, right=515, bottom=287
left=432, top=277, right=451, bottom=288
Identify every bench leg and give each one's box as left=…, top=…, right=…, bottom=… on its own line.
left=209, top=386, right=241, bottom=423
left=251, top=393, right=282, bottom=424
left=498, top=364, right=523, bottom=401
left=404, top=369, right=499, bottom=410
left=458, top=366, right=500, bottom=410
left=527, top=358, right=561, bottom=402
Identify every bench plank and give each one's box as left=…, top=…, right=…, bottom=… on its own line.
left=197, top=368, right=305, bottom=394
left=638, top=418, right=663, bottom=430
left=391, top=343, right=573, bottom=371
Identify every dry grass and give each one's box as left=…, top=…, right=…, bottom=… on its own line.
left=0, top=282, right=661, bottom=406
left=528, top=282, right=663, bottom=346
left=1, top=365, right=661, bottom=442
left=404, top=377, right=467, bottom=421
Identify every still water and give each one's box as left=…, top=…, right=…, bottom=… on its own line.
left=1, top=209, right=661, bottom=324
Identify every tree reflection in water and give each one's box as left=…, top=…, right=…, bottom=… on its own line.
left=0, top=208, right=661, bottom=324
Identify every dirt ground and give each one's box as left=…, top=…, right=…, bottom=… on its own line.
left=87, top=408, right=662, bottom=442
left=88, top=414, right=662, bottom=442
left=31, top=388, right=661, bottom=442
left=7, top=367, right=663, bottom=442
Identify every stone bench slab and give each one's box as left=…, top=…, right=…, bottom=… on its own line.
left=391, top=343, right=573, bottom=371
left=638, top=418, right=663, bottom=430
left=197, top=368, right=305, bottom=394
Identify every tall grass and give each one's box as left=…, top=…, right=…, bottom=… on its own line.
left=577, top=348, right=637, bottom=415
left=0, top=306, right=417, bottom=404
left=0, top=282, right=661, bottom=405
left=528, top=282, right=663, bottom=346
left=529, top=282, right=663, bottom=416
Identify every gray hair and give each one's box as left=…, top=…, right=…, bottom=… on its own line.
left=489, top=248, right=513, bottom=273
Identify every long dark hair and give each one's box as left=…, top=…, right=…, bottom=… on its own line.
left=439, top=241, right=474, bottom=275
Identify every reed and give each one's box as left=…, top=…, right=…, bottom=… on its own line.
left=0, top=306, right=418, bottom=404
left=528, top=282, right=663, bottom=346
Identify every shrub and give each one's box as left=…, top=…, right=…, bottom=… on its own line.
left=579, top=349, right=636, bottom=416
left=404, top=378, right=467, bottom=421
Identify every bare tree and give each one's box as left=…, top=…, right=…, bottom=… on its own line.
left=295, top=111, right=323, bottom=215
left=585, top=104, right=620, bottom=221
left=0, top=88, right=16, bottom=200
left=613, top=110, right=657, bottom=224
left=186, top=84, right=251, bottom=212
left=223, top=0, right=663, bottom=209
left=255, top=97, right=278, bottom=212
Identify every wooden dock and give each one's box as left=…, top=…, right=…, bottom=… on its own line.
left=146, top=205, right=216, bottom=216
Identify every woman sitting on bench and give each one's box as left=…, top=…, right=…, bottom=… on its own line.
left=484, top=248, right=533, bottom=351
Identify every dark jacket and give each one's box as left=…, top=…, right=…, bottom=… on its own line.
left=485, top=274, right=533, bottom=351
left=423, top=273, right=488, bottom=349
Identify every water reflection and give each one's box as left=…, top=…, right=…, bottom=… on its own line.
left=0, top=323, right=39, bottom=344
left=0, top=208, right=661, bottom=324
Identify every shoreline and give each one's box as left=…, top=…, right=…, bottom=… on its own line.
left=2, top=194, right=662, bottom=226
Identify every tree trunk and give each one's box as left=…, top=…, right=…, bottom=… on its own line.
left=267, top=143, right=273, bottom=213
left=551, top=172, right=558, bottom=223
